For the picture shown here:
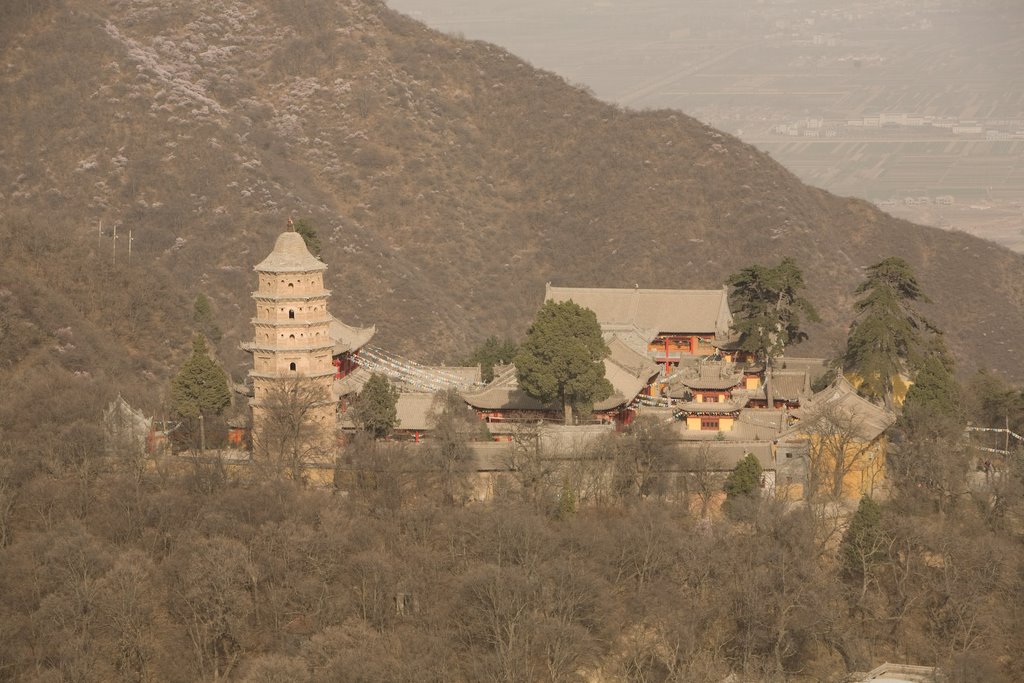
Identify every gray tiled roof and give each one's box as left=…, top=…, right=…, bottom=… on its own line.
left=546, top=284, right=734, bottom=340
left=330, top=316, right=376, bottom=355
left=336, top=392, right=438, bottom=432
left=332, top=366, right=372, bottom=399
left=255, top=232, right=327, bottom=273
left=732, top=409, right=790, bottom=441
left=779, top=376, right=896, bottom=443
left=394, top=392, right=436, bottom=432
left=469, top=442, right=514, bottom=471
left=776, top=356, right=830, bottom=385
left=667, top=360, right=744, bottom=392
left=768, top=370, right=810, bottom=401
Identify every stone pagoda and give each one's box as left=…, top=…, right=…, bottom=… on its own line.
left=245, top=224, right=336, bottom=456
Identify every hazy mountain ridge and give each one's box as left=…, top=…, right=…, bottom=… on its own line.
left=2, top=0, right=1024, bottom=390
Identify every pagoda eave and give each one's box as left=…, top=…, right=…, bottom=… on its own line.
left=242, top=342, right=335, bottom=354
left=250, top=317, right=333, bottom=327
left=252, top=291, right=331, bottom=301
left=249, top=370, right=336, bottom=380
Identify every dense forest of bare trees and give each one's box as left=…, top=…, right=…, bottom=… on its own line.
left=1, top=375, right=1023, bottom=682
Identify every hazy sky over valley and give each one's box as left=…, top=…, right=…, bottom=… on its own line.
left=387, top=0, right=1024, bottom=251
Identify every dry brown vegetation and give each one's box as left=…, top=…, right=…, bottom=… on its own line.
left=3, top=3, right=1024, bottom=679
left=2, top=403, right=1024, bottom=682
left=2, top=0, right=1024, bottom=390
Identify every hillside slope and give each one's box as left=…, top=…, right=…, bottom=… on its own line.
left=2, top=0, right=1023, bottom=388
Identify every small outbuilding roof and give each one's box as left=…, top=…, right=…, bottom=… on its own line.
left=667, top=360, right=744, bottom=393
left=777, top=356, right=830, bottom=385
left=460, top=369, right=557, bottom=412
left=767, top=370, right=811, bottom=402
left=606, top=336, right=660, bottom=380
left=847, top=661, right=941, bottom=682
left=394, top=392, right=436, bottom=432
left=732, top=409, right=790, bottom=440
left=255, top=231, right=327, bottom=273
left=779, top=376, right=896, bottom=443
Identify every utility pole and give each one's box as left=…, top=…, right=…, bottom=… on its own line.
left=98, top=219, right=102, bottom=255
left=112, top=224, right=118, bottom=266
left=128, top=229, right=133, bottom=267
left=1006, top=413, right=1011, bottom=454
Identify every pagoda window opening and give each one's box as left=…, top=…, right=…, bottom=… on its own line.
left=289, top=310, right=295, bottom=319
left=289, top=362, right=296, bottom=371
left=289, top=334, right=295, bottom=340
left=288, top=282, right=294, bottom=289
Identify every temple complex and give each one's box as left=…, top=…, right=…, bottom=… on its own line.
left=237, top=235, right=896, bottom=500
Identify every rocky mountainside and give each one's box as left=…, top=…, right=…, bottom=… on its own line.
left=2, top=0, right=1024, bottom=397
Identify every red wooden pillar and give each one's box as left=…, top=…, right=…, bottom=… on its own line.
left=663, top=338, right=671, bottom=375
left=690, top=336, right=699, bottom=354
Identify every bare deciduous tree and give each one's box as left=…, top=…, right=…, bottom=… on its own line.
left=505, top=421, right=558, bottom=508
left=165, top=535, right=253, bottom=681
left=427, top=389, right=478, bottom=506
left=613, top=415, right=671, bottom=500
left=679, top=444, right=722, bottom=522
left=801, top=404, right=883, bottom=502
left=254, top=378, right=335, bottom=483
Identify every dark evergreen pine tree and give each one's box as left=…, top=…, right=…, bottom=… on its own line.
left=840, top=495, right=885, bottom=580
left=844, top=257, right=932, bottom=408
left=465, top=336, right=518, bottom=383
left=902, top=342, right=961, bottom=429
left=723, top=453, right=763, bottom=519
left=192, top=293, right=222, bottom=343
left=354, top=372, right=399, bottom=439
left=727, top=257, right=820, bottom=367
left=170, top=335, right=231, bottom=419
left=514, top=300, right=612, bottom=425
left=293, top=219, right=322, bottom=256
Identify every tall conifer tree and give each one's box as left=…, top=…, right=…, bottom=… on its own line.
left=844, top=257, right=932, bottom=408
left=353, top=373, right=399, bottom=439
left=727, top=257, right=819, bottom=366
left=171, top=335, right=231, bottom=419
left=514, top=300, right=612, bottom=425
